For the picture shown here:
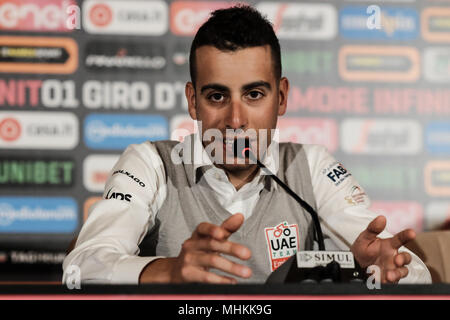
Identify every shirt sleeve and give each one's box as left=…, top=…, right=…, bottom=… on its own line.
left=304, top=144, right=432, bottom=284
left=62, top=142, right=167, bottom=284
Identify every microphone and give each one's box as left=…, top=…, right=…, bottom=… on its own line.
left=233, top=138, right=367, bottom=283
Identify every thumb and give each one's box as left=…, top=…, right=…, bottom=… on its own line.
left=221, top=213, right=245, bottom=237
left=361, top=215, right=386, bottom=242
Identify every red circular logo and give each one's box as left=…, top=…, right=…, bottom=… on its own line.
left=0, top=118, right=21, bottom=142
left=89, top=3, right=113, bottom=27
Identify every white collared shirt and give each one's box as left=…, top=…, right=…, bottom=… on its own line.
left=62, top=135, right=432, bottom=284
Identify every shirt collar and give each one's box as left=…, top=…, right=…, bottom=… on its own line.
left=182, top=132, right=279, bottom=190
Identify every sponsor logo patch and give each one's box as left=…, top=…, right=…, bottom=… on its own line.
left=344, top=186, right=367, bottom=205
left=265, top=221, right=299, bottom=271
left=322, top=161, right=351, bottom=187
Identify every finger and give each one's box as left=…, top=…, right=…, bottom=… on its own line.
left=183, top=238, right=251, bottom=260
left=193, top=222, right=229, bottom=240
left=196, top=253, right=252, bottom=279
left=180, top=265, right=238, bottom=284
left=394, top=252, right=412, bottom=268
left=390, top=229, right=416, bottom=250
left=386, top=267, right=409, bottom=283
left=221, top=213, right=245, bottom=235
left=361, top=215, right=386, bottom=242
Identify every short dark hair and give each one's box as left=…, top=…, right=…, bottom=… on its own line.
left=189, top=5, right=281, bottom=86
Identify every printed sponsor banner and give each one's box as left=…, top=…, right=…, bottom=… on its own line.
left=257, top=2, right=337, bottom=40
left=370, top=201, right=424, bottom=234
left=425, top=202, right=450, bottom=230
left=0, top=197, right=78, bottom=233
left=424, top=47, right=450, bottom=82
left=276, top=117, right=338, bottom=152
left=83, top=154, right=120, bottom=192
left=84, top=41, right=166, bottom=72
left=84, top=113, right=169, bottom=150
left=282, top=50, right=333, bottom=75
left=425, top=161, right=450, bottom=197
left=0, top=158, right=75, bottom=188
left=340, top=118, right=422, bottom=155
left=0, top=250, right=66, bottom=265
left=83, top=197, right=102, bottom=222
left=0, top=36, right=78, bottom=74
left=426, top=122, right=450, bottom=154
left=0, top=0, right=77, bottom=32
left=340, top=6, right=419, bottom=40
left=83, top=0, right=168, bottom=35
left=422, top=7, right=450, bottom=43
left=170, top=1, right=234, bottom=36
left=339, top=46, right=420, bottom=82
left=0, top=111, right=79, bottom=150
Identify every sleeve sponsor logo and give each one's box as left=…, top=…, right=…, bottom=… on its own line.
left=256, top=2, right=337, bottom=40
left=340, top=118, right=422, bottom=155
left=170, top=1, right=234, bottom=36
left=0, top=0, right=77, bottom=32
left=0, top=36, right=77, bottom=74
left=0, top=197, right=77, bottom=233
left=83, top=114, right=168, bottom=150
left=84, top=41, right=166, bottom=72
left=83, top=0, right=168, bottom=35
left=321, top=161, right=351, bottom=187
left=276, top=117, right=338, bottom=152
left=425, top=202, right=450, bottom=230
left=425, top=161, right=450, bottom=197
left=111, top=169, right=145, bottom=188
left=0, top=158, right=75, bottom=188
left=83, top=154, right=120, bottom=192
left=344, top=186, right=368, bottom=206
left=424, top=47, right=450, bottom=82
left=339, top=45, right=420, bottom=82
left=0, top=111, right=78, bottom=150
left=265, top=221, right=299, bottom=271
left=105, top=187, right=132, bottom=202
left=370, top=201, right=423, bottom=234
left=340, top=6, right=419, bottom=40
left=422, top=7, right=450, bottom=43
left=426, top=122, right=450, bottom=154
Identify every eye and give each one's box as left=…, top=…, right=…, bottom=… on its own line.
left=247, top=91, right=264, bottom=100
left=208, top=93, right=225, bottom=103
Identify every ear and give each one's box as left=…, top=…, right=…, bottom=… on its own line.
left=277, top=77, right=289, bottom=116
left=185, top=82, right=197, bottom=120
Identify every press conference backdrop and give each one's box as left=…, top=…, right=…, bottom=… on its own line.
left=0, top=0, right=449, bottom=282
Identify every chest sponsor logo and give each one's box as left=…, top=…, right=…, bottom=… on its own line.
left=0, top=36, right=78, bottom=74
left=0, top=111, right=78, bottom=150
left=83, top=0, right=168, bottom=35
left=341, top=118, right=422, bottom=155
left=0, top=0, right=77, bottom=32
left=340, top=6, right=419, bottom=40
left=265, top=221, right=299, bottom=271
left=257, top=3, right=336, bottom=40
left=322, top=161, right=351, bottom=187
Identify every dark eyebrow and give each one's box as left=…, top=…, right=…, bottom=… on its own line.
left=200, top=84, right=229, bottom=94
left=242, top=81, right=272, bottom=92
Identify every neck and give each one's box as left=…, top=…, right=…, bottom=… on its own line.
left=221, top=164, right=260, bottom=191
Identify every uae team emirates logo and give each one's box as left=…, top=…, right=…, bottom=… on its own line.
left=265, top=221, right=299, bottom=271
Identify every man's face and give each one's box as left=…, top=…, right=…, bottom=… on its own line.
left=186, top=45, right=289, bottom=172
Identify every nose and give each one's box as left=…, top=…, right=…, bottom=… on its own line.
left=225, top=99, right=248, bottom=131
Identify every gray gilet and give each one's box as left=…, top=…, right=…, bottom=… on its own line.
left=138, top=138, right=317, bottom=283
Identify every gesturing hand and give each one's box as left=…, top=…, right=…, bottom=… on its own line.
left=351, top=215, right=415, bottom=284
left=169, top=213, right=252, bottom=284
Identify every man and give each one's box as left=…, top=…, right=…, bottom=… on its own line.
left=63, top=5, right=431, bottom=284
